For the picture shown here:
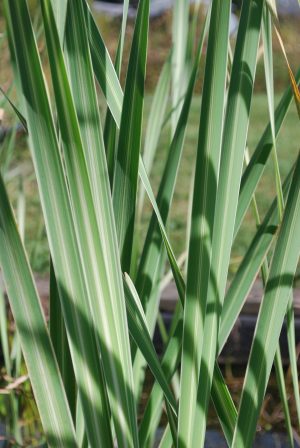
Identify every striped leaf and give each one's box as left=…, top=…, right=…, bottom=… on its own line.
left=83, top=0, right=123, bottom=126
left=124, top=274, right=177, bottom=416
left=262, top=10, right=296, bottom=442
left=42, top=1, right=138, bottom=445
left=112, top=0, right=150, bottom=272
left=49, top=0, right=68, bottom=45
left=232, top=151, right=300, bottom=447
left=178, top=2, right=231, bottom=445
left=137, top=53, right=172, bottom=218
left=235, top=66, right=300, bottom=237
left=6, top=1, right=114, bottom=446
left=192, top=3, right=264, bottom=443
left=103, top=0, right=129, bottom=185
left=138, top=158, right=185, bottom=304
left=219, top=167, right=293, bottom=349
left=0, top=173, right=77, bottom=447
left=49, top=262, right=76, bottom=421
left=136, top=10, right=210, bottom=308
left=171, top=0, right=189, bottom=132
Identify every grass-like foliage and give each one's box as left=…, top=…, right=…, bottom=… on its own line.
left=0, top=0, right=299, bottom=446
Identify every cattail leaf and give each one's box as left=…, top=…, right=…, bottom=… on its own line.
left=0, top=174, right=77, bottom=447
left=112, top=0, right=150, bottom=273
left=232, top=151, right=300, bottom=447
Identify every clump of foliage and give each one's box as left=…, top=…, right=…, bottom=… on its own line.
left=0, top=0, right=299, bottom=447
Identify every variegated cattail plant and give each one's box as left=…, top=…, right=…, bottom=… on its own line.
left=0, top=0, right=300, bottom=446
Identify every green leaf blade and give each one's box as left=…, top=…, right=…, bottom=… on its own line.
left=112, top=0, right=150, bottom=272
